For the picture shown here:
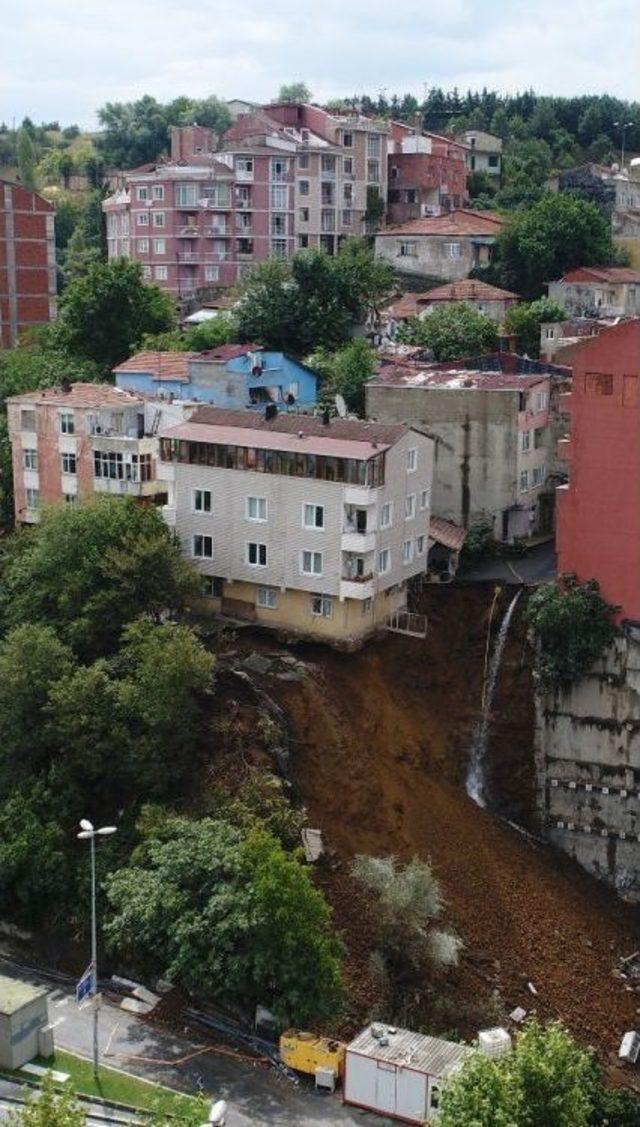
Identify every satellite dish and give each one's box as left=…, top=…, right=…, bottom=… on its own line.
left=335, top=393, right=347, bottom=418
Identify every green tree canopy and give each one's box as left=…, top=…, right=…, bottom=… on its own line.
left=54, top=259, right=176, bottom=370
left=276, top=83, right=312, bottom=104
left=105, top=815, right=343, bottom=1023
left=495, top=193, right=619, bottom=300
left=96, top=94, right=231, bottom=168
left=6, top=1072, right=84, bottom=1125
left=524, top=578, right=617, bottom=691
left=16, top=127, right=37, bottom=188
left=141, top=314, right=234, bottom=353
left=397, top=303, right=498, bottom=360
left=505, top=297, right=567, bottom=357
left=1, top=497, right=197, bottom=657
left=308, top=338, right=376, bottom=414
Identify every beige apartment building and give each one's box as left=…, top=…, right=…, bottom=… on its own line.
left=159, top=408, right=433, bottom=645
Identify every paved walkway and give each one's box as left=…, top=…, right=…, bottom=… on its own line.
left=459, top=540, right=556, bottom=585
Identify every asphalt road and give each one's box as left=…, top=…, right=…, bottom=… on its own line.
left=0, top=959, right=391, bottom=1126
left=458, top=540, right=557, bottom=585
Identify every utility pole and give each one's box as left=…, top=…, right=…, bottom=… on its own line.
left=613, top=120, right=634, bottom=169
left=77, top=819, right=116, bottom=1079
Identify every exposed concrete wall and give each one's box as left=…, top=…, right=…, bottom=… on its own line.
left=535, top=634, right=640, bottom=900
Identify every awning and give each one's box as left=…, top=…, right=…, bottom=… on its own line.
left=429, top=517, right=467, bottom=552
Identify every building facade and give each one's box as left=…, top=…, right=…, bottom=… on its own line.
left=367, top=355, right=563, bottom=541
left=103, top=107, right=389, bottom=297
left=158, top=407, right=433, bottom=645
left=387, top=123, right=469, bottom=225
left=375, top=210, right=503, bottom=281
left=6, top=383, right=184, bottom=523
left=384, top=280, right=518, bottom=330
left=455, top=130, right=503, bottom=179
left=0, top=180, right=56, bottom=348
left=556, top=319, right=640, bottom=623
left=548, top=267, right=640, bottom=318
left=114, top=345, right=318, bottom=410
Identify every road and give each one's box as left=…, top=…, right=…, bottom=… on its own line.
left=459, top=540, right=556, bottom=585
left=0, top=958, right=391, bottom=1126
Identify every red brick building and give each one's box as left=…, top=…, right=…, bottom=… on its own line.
left=0, top=181, right=56, bottom=348
left=556, top=319, right=640, bottom=622
left=387, top=122, right=469, bottom=225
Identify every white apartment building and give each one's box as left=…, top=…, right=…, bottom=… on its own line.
left=159, top=408, right=434, bottom=645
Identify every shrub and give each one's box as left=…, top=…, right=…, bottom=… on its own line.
left=524, top=577, right=617, bottom=691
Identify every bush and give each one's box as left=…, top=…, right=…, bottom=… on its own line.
left=524, top=577, right=617, bottom=691
left=397, top=303, right=498, bottom=361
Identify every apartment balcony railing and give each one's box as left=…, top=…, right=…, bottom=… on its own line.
left=180, top=227, right=199, bottom=238
left=270, top=171, right=294, bottom=183
left=199, top=197, right=232, bottom=210
left=235, top=198, right=252, bottom=209
left=204, top=225, right=228, bottom=237
left=235, top=170, right=254, bottom=182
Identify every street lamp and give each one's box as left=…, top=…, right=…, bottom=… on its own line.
left=77, top=819, right=116, bottom=1079
left=613, top=121, right=634, bottom=169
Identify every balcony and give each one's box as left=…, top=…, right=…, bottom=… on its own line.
left=199, top=197, right=232, bottom=210
left=342, top=531, right=376, bottom=553
left=344, top=485, right=377, bottom=506
left=235, top=197, right=252, bottom=209
left=204, top=225, right=228, bottom=237
left=180, top=226, right=199, bottom=238
left=162, top=504, right=176, bottom=527
left=235, top=169, right=254, bottom=182
left=340, top=576, right=374, bottom=600
left=177, top=252, right=200, bottom=264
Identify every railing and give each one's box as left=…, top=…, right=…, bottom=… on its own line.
left=386, top=611, right=428, bottom=638
left=199, top=197, right=232, bottom=210
left=341, top=571, right=373, bottom=583
left=235, top=198, right=252, bottom=209
left=235, top=170, right=253, bottom=182
left=180, top=227, right=199, bottom=238
left=204, top=226, right=228, bottom=237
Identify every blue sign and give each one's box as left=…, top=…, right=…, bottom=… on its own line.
left=76, top=966, right=94, bottom=1004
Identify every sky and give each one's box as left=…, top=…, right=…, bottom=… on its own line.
left=2, top=0, right=639, bottom=129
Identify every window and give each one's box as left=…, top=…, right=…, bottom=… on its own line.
left=444, top=242, right=461, bottom=258
left=367, top=134, right=380, bottom=157
left=175, top=183, right=199, bottom=208
left=534, top=390, right=549, bottom=411
left=298, top=234, right=309, bottom=248
left=299, top=180, right=310, bottom=196
left=205, top=265, right=220, bottom=282
left=193, top=534, right=213, bottom=559
left=298, top=207, right=310, bottom=223
left=152, top=211, right=165, bottom=227
left=136, top=211, right=149, bottom=226
left=419, top=488, right=430, bottom=510
left=271, top=239, right=287, bottom=257
left=246, top=496, right=267, bottom=522
left=136, top=186, right=148, bottom=201
left=521, top=430, right=531, bottom=452
left=271, top=185, right=287, bottom=209
left=142, top=265, right=151, bottom=278
left=138, top=238, right=149, bottom=252
left=367, top=159, right=380, bottom=182
left=311, top=594, right=332, bottom=618
left=407, top=448, right=417, bottom=472
left=402, top=539, right=413, bottom=564
left=343, top=131, right=353, bottom=148
left=343, top=182, right=353, bottom=202
left=534, top=427, right=545, bottom=449
left=303, top=503, right=324, bottom=529
left=488, top=154, right=499, bottom=168
left=257, top=586, right=278, bottom=609
left=343, top=157, right=353, bottom=176
left=193, top=489, right=211, bottom=513
left=532, top=465, right=546, bottom=487
left=399, top=240, right=417, bottom=257
left=94, top=450, right=123, bottom=479
left=23, top=448, right=37, bottom=470
left=416, top=535, right=425, bottom=555
left=520, top=470, right=530, bottom=492
left=405, top=494, right=416, bottom=520
left=378, top=548, right=391, bottom=574
left=271, top=157, right=287, bottom=181
left=20, top=409, right=36, bottom=431
left=152, top=184, right=164, bottom=200
left=203, top=576, right=223, bottom=597
left=154, top=265, right=167, bottom=280
left=64, top=493, right=76, bottom=505
left=362, top=597, right=372, bottom=615
left=342, top=209, right=352, bottom=226
left=247, top=542, right=267, bottom=567
left=545, top=327, right=555, bottom=340
left=301, top=550, right=322, bottom=576
left=59, top=411, right=75, bottom=435
left=380, top=502, right=392, bottom=529
left=153, top=238, right=165, bottom=254
left=297, top=153, right=309, bottom=170
left=26, top=487, right=39, bottom=509
left=271, top=213, right=286, bottom=236
left=289, top=381, right=299, bottom=398
left=61, top=451, right=77, bottom=475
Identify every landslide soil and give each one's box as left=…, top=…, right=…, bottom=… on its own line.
left=275, top=585, right=640, bottom=1061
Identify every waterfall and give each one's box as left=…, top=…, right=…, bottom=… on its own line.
left=466, top=590, right=522, bottom=809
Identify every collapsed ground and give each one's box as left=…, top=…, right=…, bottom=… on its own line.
left=201, top=585, right=639, bottom=1073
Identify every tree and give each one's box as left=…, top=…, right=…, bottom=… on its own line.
left=525, top=578, right=617, bottom=691
left=0, top=333, right=99, bottom=405
left=54, top=258, right=175, bottom=370
left=277, top=83, right=312, bottom=104
left=61, top=221, right=102, bottom=283
left=16, top=127, right=36, bottom=188
left=142, top=314, right=234, bottom=353
left=439, top=1020, right=596, bottom=1127
left=97, top=96, right=170, bottom=168
left=6, top=1073, right=84, bottom=1125
left=497, top=139, right=552, bottom=208
left=505, top=297, right=567, bottom=357
left=1, top=497, right=197, bottom=657
left=495, top=193, right=618, bottom=300
left=105, top=816, right=343, bottom=1023
left=308, top=338, right=376, bottom=414
left=397, top=303, right=498, bottom=360
left=0, top=777, right=75, bottom=926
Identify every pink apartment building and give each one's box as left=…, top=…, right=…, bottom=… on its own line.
left=102, top=105, right=389, bottom=298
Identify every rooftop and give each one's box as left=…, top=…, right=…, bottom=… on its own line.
left=185, top=406, right=408, bottom=446
left=8, top=382, right=146, bottom=408
left=371, top=365, right=547, bottom=391
left=113, top=345, right=262, bottom=381
left=558, top=267, right=640, bottom=285
left=347, top=1025, right=474, bottom=1078
left=420, top=279, right=519, bottom=302
left=429, top=517, right=467, bottom=552
left=0, top=974, right=48, bottom=1016
left=377, top=209, right=504, bottom=238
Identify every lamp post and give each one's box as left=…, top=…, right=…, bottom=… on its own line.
left=613, top=121, right=634, bottom=169
left=77, top=819, right=116, bottom=1079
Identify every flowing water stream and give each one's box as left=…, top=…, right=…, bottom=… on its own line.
left=466, top=590, right=522, bottom=808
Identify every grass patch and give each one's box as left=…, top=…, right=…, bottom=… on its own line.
left=8, top=1048, right=196, bottom=1115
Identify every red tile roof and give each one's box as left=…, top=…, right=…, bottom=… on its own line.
left=429, top=517, right=467, bottom=551
left=378, top=209, right=504, bottom=238
left=199, top=344, right=257, bottom=362
left=7, top=382, right=146, bottom=407
left=178, top=405, right=408, bottom=447
left=419, top=280, right=519, bottom=302
left=113, top=352, right=197, bottom=382
left=559, top=267, right=640, bottom=284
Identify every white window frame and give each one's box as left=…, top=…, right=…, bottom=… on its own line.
left=64, top=492, right=77, bottom=505
left=402, top=539, right=413, bottom=564
left=204, top=265, right=220, bottom=282
left=405, top=493, right=416, bottom=520
left=256, top=586, right=278, bottom=609
left=152, top=211, right=165, bottom=228
left=303, top=503, right=324, bottom=530
left=23, top=448, right=37, bottom=470
left=444, top=242, right=461, bottom=258
left=26, top=487, right=39, bottom=509
left=311, top=594, right=333, bottom=618
left=246, top=496, right=267, bottom=522
left=406, top=448, right=417, bottom=472
left=154, top=265, right=168, bottom=280
left=535, top=391, right=548, bottom=412
left=61, top=451, right=77, bottom=475
left=380, top=501, right=392, bottom=529
left=520, top=470, right=530, bottom=493
left=153, top=238, right=166, bottom=254
left=416, top=535, right=425, bottom=555
left=136, top=212, right=149, bottom=226
left=152, top=184, right=164, bottom=200
left=521, top=430, right=531, bottom=452
left=378, top=548, right=391, bottom=575
left=299, top=180, right=310, bottom=196
left=419, top=488, right=430, bottom=510
left=59, top=411, right=75, bottom=435
left=301, top=550, right=323, bottom=576
left=142, top=264, right=151, bottom=278
left=136, top=186, right=148, bottom=201
left=193, top=534, right=213, bottom=559
left=138, top=238, right=149, bottom=252
left=247, top=542, right=267, bottom=568
left=532, top=465, right=546, bottom=487
left=398, top=240, right=417, bottom=258
left=192, top=488, right=212, bottom=514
